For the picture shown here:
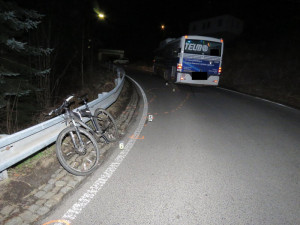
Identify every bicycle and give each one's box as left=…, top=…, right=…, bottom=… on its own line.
left=77, top=93, right=118, bottom=143
left=49, top=95, right=102, bottom=176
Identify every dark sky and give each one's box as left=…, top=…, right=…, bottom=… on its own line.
left=99, top=0, right=299, bottom=56
left=14, top=0, right=300, bottom=59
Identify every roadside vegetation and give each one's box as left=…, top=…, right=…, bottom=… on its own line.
left=0, top=0, right=109, bottom=134
left=220, top=14, right=300, bottom=109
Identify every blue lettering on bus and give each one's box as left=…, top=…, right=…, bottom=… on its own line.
left=185, top=43, right=208, bottom=52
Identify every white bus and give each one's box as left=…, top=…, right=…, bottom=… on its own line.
left=153, top=35, right=224, bottom=86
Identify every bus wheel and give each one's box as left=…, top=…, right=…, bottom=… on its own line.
left=167, top=71, right=173, bottom=83
left=153, top=67, right=157, bottom=75
left=163, top=71, right=167, bottom=80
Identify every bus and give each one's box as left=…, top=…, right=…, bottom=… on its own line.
left=153, top=35, right=224, bottom=86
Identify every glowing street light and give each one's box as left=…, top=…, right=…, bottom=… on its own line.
left=94, top=7, right=105, bottom=20
left=161, top=24, right=165, bottom=30
left=98, top=12, right=105, bottom=19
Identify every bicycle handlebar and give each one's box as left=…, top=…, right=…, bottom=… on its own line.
left=49, top=95, right=74, bottom=116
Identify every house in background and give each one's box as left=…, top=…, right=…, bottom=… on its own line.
left=188, top=15, right=244, bottom=42
left=98, top=49, right=125, bottom=62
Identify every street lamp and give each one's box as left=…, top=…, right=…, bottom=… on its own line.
left=161, top=24, right=165, bottom=30
left=93, top=7, right=105, bottom=20
left=98, top=12, right=105, bottom=20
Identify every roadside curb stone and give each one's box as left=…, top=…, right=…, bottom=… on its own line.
left=48, top=178, right=56, bottom=185
left=60, top=186, right=73, bottom=194
left=35, top=199, right=47, bottom=207
left=55, top=180, right=66, bottom=187
left=42, top=184, right=54, bottom=192
left=66, top=180, right=77, bottom=188
left=28, top=205, right=39, bottom=213
left=1, top=79, right=139, bottom=225
left=52, top=193, right=64, bottom=202
left=43, top=191, right=56, bottom=200
left=44, top=199, right=59, bottom=208
left=34, top=190, right=46, bottom=198
left=36, top=206, right=50, bottom=216
left=19, top=210, right=38, bottom=223
left=5, top=216, right=22, bottom=225
left=1, top=205, right=15, bottom=216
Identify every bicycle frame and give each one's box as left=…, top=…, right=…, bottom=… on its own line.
left=78, top=97, right=104, bottom=132
left=64, top=107, right=108, bottom=144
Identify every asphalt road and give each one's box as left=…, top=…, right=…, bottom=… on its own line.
left=42, top=69, right=300, bottom=225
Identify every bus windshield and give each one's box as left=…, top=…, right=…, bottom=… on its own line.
left=184, top=39, right=222, bottom=56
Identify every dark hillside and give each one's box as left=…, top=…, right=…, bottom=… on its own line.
left=220, top=3, right=300, bottom=108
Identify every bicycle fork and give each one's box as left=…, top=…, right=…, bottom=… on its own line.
left=69, top=119, right=86, bottom=155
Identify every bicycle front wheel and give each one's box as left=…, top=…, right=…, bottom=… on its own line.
left=94, top=108, right=118, bottom=142
left=56, top=127, right=100, bottom=176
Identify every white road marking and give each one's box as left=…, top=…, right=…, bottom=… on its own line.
left=217, top=87, right=297, bottom=110
left=60, top=75, right=148, bottom=223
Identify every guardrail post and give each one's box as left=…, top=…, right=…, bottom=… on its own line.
left=117, top=68, right=120, bottom=78
left=0, top=134, right=9, bottom=181
left=0, top=170, right=8, bottom=181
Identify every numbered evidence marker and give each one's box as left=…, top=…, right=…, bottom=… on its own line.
left=119, top=141, right=124, bottom=150
left=148, top=114, right=153, bottom=122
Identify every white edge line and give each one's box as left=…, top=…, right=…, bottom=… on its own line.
left=59, top=75, right=148, bottom=223
left=217, top=87, right=298, bottom=111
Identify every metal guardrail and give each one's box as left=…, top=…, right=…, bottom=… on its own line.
left=0, top=66, right=126, bottom=176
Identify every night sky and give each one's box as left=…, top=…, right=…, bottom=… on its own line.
left=14, top=0, right=300, bottom=60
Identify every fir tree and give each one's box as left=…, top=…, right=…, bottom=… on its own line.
left=0, top=0, right=52, bottom=109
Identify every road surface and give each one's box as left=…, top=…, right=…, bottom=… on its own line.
left=42, top=69, right=300, bottom=225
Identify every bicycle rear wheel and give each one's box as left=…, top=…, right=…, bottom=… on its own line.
left=56, top=127, right=100, bottom=176
left=94, top=108, right=118, bottom=142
